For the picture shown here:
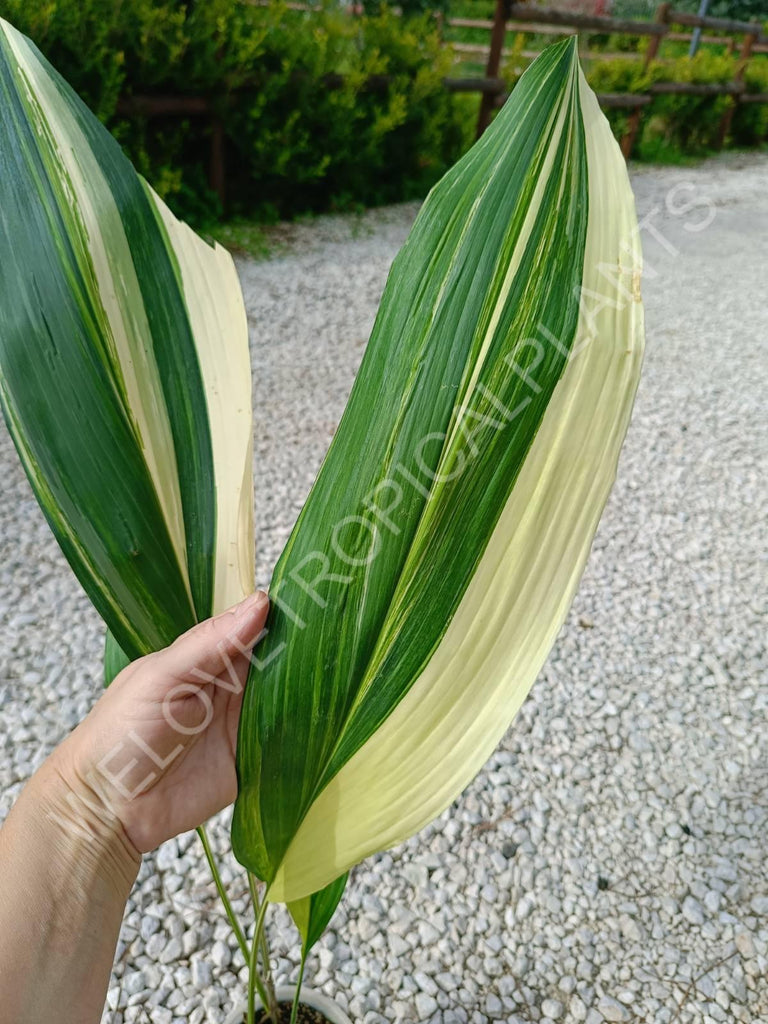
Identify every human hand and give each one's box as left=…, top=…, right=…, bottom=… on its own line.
left=0, top=595, right=269, bottom=1024
left=49, top=591, right=269, bottom=858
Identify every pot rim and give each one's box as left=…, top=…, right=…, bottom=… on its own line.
left=277, top=985, right=352, bottom=1024
left=224, top=984, right=352, bottom=1024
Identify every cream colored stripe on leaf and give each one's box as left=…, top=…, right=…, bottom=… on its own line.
left=148, top=189, right=254, bottom=612
left=268, top=66, right=644, bottom=903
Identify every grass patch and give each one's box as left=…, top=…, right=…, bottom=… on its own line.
left=206, top=220, right=272, bottom=260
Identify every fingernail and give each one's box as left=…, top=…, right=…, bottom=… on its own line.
left=235, top=590, right=268, bottom=622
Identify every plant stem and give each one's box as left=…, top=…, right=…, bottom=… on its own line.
left=196, top=826, right=274, bottom=1021
left=249, top=872, right=277, bottom=1014
left=247, top=897, right=272, bottom=1024
left=196, top=825, right=250, bottom=964
left=289, top=954, right=307, bottom=1024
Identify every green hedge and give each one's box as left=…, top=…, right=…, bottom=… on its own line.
left=733, top=55, right=768, bottom=145
left=587, top=50, right=768, bottom=159
left=0, top=0, right=472, bottom=224
left=613, top=0, right=766, bottom=17
left=2, top=0, right=766, bottom=224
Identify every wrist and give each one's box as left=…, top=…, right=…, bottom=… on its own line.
left=0, top=749, right=141, bottom=1024
left=31, top=750, right=142, bottom=902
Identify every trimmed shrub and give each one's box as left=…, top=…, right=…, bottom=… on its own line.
left=0, top=0, right=470, bottom=224
left=733, top=56, right=768, bottom=145
left=645, top=51, right=736, bottom=155
left=586, top=56, right=658, bottom=142
left=588, top=50, right=768, bottom=159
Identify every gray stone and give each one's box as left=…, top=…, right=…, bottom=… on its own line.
left=415, top=993, right=438, bottom=1019
left=210, top=941, right=231, bottom=970
left=484, top=994, right=502, bottom=1016
left=682, top=896, right=706, bottom=926
left=123, top=971, right=146, bottom=997
left=191, top=960, right=213, bottom=989
left=413, top=972, right=437, bottom=997
left=597, top=996, right=630, bottom=1022
left=541, top=998, right=564, bottom=1019
left=735, top=931, right=755, bottom=958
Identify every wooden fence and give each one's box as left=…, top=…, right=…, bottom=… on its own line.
left=470, top=2, right=768, bottom=145
left=119, top=1, right=768, bottom=207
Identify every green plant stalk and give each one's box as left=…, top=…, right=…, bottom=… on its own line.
left=197, top=826, right=250, bottom=963
left=248, top=898, right=272, bottom=1024
left=249, top=871, right=278, bottom=1015
left=197, top=829, right=275, bottom=1019
left=289, top=954, right=308, bottom=1024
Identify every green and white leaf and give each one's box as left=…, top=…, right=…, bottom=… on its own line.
left=0, top=19, right=254, bottom=659
left=288, top=872, right=349, bottom=957
left=233, top=38, right=644, bottom=903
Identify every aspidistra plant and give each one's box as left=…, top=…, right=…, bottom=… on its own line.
left=0, top=16, right=643, bottom=1022
left=232, top=33, right=644, bottom=973
left=0, top=12, right=268, bottom=1007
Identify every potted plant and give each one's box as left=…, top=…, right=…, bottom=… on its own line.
left=226, top=987, right=352, bottom=1024
left=0, top=18, right=643, bottom=1021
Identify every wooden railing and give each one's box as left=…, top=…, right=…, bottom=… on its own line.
left=470, top=1, right=767, bottom=146
left=118, top=2, right=768, bottom=206
left=256, top=1, right=768, bottom=153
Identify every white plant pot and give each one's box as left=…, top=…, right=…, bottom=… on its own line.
left=224, top=985, right=352, bottom=1024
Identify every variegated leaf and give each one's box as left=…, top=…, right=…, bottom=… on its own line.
left=233, top=38, right=644, bottom=902
left=0, top=19, right=254, bottom=659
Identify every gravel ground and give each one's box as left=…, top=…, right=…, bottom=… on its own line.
left=1, top=152, right=766, bottom=1024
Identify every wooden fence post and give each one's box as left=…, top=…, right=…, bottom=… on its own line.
left=621, top=1, right=670, bottom=159
left=476, top=0, right=511, bottom=138
left=717, top=22, right=759, bottom=149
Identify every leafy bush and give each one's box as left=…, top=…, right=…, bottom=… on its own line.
left=363, top=0, right=450, bottom=16
left=586, top=56, right=658, bottom=143
left=610, top=0, right=657, bottom=17
left=0, top=0, right=469, bottom=224
left=588, top=50, right=768, bottom=158
left=673, top=0, right=767, bottom=19
left=733, top=55, right=768, bottom=144
left=612, top=0, right=763, bottom=16
left=646, top=51, right=736, bottom=154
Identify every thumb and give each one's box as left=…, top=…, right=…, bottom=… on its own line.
left=157, top=591, right=270, bottom=687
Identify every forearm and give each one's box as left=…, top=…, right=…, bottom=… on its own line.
left=0, top=595, right=266, bottom=1023
left=0, top=752, right=140, bottom=1024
